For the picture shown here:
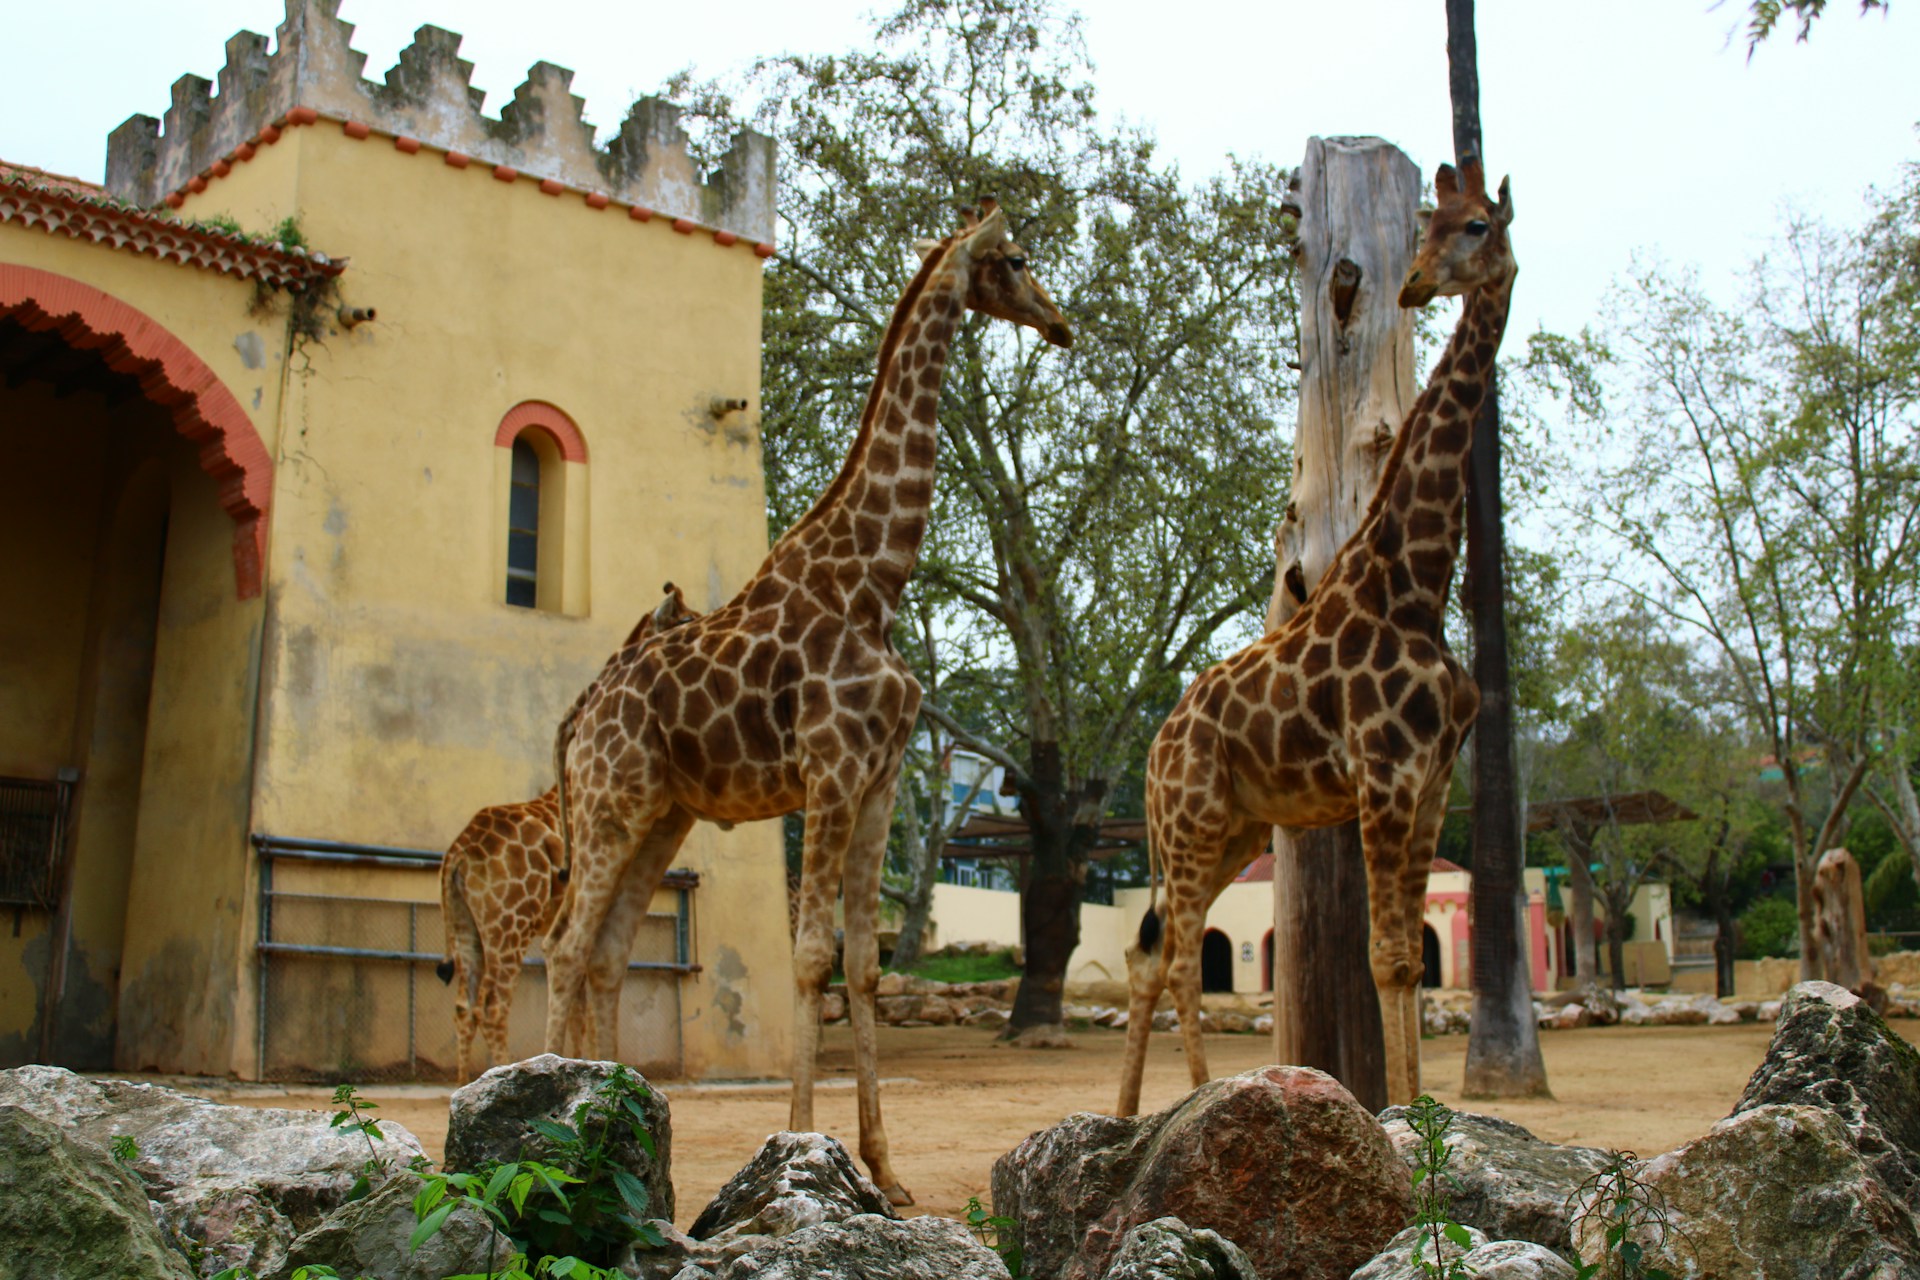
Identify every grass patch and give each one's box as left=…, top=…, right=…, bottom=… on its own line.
left=889, top=948, right=1021, bottom=985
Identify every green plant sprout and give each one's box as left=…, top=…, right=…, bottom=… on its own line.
left=1568, top=1152, right=1684, bottom=1280
left=1405, top=1094, right=1474, bottom=1279
left=330, top=1083, right=388, bottom=1200
left=964, top=1195, right=1026, bottom=1279
left=110, top=1133, right=140, bottom=1164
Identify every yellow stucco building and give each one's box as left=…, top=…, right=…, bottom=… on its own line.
left=1, top=1, right=794, bottom=1082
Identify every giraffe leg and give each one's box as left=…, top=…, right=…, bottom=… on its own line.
left=477, top=942, right=517, bottom=1077
left=789, top=789, right=858, bottom=1140
left=544, top=790, right=638, bottom=1056
left=451, top=956, right=478, bottom=1082
left=1394, top=771, right=1454, bottom=1102
left=843, top=777, right=910, bottom=1205
left=1358, top=763, right=1429, bottom=1106
left=1117, top=904, right=1171, bottom=1117
left=1164, top=873, right=1213, bottom=1090
left=583, top=806, right=697, bottom=1063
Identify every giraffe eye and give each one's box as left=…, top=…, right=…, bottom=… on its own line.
left=1465, top=220, right=1489, bottom=236
left=1006, top=256, right=1027, bottom=271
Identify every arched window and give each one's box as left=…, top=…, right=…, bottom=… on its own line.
left=494, top=402, right=589, bottom=615
left=1200, top=928, right=1234, bottom=994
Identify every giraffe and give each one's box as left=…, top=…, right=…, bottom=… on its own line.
left=1115, top=159, right=1516, bottom=1116
left=438, top=584, right=699, bottom=1080
left=543, top=199, right=1072, bottom=1204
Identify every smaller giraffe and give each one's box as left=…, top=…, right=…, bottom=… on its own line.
left=438, top=584, right=699, bottom=1080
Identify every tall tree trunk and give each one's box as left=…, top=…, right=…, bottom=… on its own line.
left=1005, top=743, right=1087, bottom=1041
left=1447, top=0, right=1551, bottom=1098
left=1713, top=899, right=1737, bottom=999
left=1266, top=135, right=1420, bottom=1113
left=1605, top=910, right=1629, bottom=991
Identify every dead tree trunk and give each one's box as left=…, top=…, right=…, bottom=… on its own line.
left=1266, top=135, right=1421, bottom=1113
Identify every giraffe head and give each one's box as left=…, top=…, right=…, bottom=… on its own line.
left=613, top=581, right=702, bottom=650
left=917, top=198, right=1073, bottom=348
left=1398, top=158, right=1515, bottom=307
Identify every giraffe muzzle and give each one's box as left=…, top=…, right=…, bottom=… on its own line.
left=1399, top=272, right=1437, bottom=308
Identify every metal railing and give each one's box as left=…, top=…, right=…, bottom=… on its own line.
left=252, top=833, right=698, bottom=1081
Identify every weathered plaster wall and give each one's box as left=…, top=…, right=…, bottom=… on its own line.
left=180, top=123, right=791, bottom=1079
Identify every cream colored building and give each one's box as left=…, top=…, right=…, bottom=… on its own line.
left=1, top=2, right=793, bottom=1082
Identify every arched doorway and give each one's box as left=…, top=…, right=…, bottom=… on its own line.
left=1422, top=923, right=1443, bottom=989
left=1201, top=928, right=1234, bottom=993
left=1261, top=928, right=1275, bottom=993
left=0, top=268, right=267, bottom=1071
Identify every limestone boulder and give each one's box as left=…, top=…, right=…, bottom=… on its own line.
left=878, top=993, right=960, bottom=1025
left=1574, top=1104, right=1920, bottom=1277
left=267, top=1172, right=508, bottom=1280
left=1733, top=979, right=1920, bottom=1212
left=644, top=1214, right=1010, bottom=1280
left=992, top=1066, right=1409, bottom=1280
left=1253, top=1013, right=1275, bottom=1035
left=1378, top=1108, right=1610, bottom=1251
left=1547, top=1003, right=1591, bottom=1031
left=822, top=991, right=848, bottom=1023
left=445, top=1055, right=671, bottom=1223
left=1101, top=1216, right=1258, bottom=1280
left=689, top=1131, right=897, bottom=1244
left=1208, top=1011, right=1254, bottom=1035
left=1353, top=1225, right=1577, bottom=1279
left=1691, top=994, right=1743, bottom=1025
left=0, top=1104, right=196, bottom=1280
left=0, top=1064, right=424, bottom=1276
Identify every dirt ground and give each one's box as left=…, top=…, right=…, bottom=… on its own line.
left=197, top=1016, right=1920, bottom=1229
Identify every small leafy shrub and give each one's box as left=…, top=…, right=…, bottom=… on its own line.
left=1568, top=1152, right=1684, bottom=1280
left=110, top=1133, right=139, bottom=1164
left=964, top=1195, right=1026, bottom=1279
left=330, top=1083, right=389, bottom=1200
left=1737, top=895, right=1799, bottom=959
left=1404, top=1094, right=1474, bottom=1279
left=410, top=1161, right=613, bottom=1279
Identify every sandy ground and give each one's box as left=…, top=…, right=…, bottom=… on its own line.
left=195, top=1016, right=1920, bottom=1229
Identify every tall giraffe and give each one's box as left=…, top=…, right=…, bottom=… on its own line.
left=544, top=201, right=1071, bottom=1204
left=1116, top=160, right=1515, bottom=1115
left=438, top=585, right=699, bottom=1080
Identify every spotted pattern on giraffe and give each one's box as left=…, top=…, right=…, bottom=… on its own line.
left=1118, top=159, right=1517, bottom=1117
left=542, top=198, right=1072, bottom=1206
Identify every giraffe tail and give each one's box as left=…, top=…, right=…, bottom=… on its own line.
left=553, top=697, right=584, bottom=886
left=437, top=842, right=469, bottom=986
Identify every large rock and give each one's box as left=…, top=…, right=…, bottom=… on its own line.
left=650, top=1214, right=1010, bottom=1280
left=1377, top=1107, right=1610, bottom=1250
left=0, top=1064, right=424, bottom=1276
left=1732, top=979, right=1920, bottom=1212
left=0, top=1104, right=196, bottom=1280
left=992, top=1066, right=1410, bottom=1280
left=446, top=1055, right=671, bottom=1223
left=1574, top=1104, right=1920, bottom=1277
left=1101, top=1216, right=1258, bottom=1280
left=267, top=1172, right=509, bottom=1280
left=688, top=1131, right=897, bottom=1244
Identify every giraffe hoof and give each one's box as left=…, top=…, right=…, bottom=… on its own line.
left=882, top=1182, right=914, bottom=1207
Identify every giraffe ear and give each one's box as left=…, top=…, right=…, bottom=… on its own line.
left=912, top=238, right=943, bottom=261
left=1493, top=176, right=1514, bottom=226
left=1434, top=164, right=1459, bottom=198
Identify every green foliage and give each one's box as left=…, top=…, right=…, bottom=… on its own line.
left=1404, top=1095, right=1474, bottom=1279
left=1567, top=1152, right=1683, bottom=1280
left=109, top=1133, right=139, bottom=1164
left=273, top=215, right=308, bottom=250
left=190, top=213, right=246, bottom=237
left=330, top=1083, right=388, bottom=1201
left=887, top=947, right=1021, bottom=984
left=964, top=1195, right=1026, bottom=1279
left=1738, top=895, right=1801, bottom=958
left=1744, top=0, right=1889, bottom=53
left=211, top=1266, right=357, bottom=1280
left=675, top=0, right=1298, bottom=1008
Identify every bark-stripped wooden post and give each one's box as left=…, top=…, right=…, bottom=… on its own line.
left=1266, top=135, right=1422, bottom=1112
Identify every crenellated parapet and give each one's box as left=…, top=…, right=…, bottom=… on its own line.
left=105, top=0, right=775, bottom=245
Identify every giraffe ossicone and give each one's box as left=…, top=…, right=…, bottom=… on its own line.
left=1117, top=158, right=1517, bottom=1116
left=543, top=200, right=1071, bottom=1205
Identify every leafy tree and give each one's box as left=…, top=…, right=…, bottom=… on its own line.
left=1525, top=158, right=1920, bottom=979
left=1743, top=0, right=1890, bottom=53
left=692, top=0, right=1298, bottom=1034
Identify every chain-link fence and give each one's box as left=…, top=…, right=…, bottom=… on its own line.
left=254, top=836, right=693, bottom=1082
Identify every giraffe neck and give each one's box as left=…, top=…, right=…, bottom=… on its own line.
left=1359, top=270, right=1514, bottom=623
left=754, top=242, right=969, bottom=633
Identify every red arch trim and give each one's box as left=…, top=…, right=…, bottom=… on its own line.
left=0, top=264, right=271, bottom=598
left=494, top=400, right=587, bottom=463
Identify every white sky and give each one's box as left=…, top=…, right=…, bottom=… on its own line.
left=4, top=0, right=1916, bottom=348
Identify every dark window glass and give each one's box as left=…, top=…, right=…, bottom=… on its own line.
left=506, top=437, right=540, bottom=607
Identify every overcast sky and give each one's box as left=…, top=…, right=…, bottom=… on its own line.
left=5, top=0, right=1916, bottom=346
